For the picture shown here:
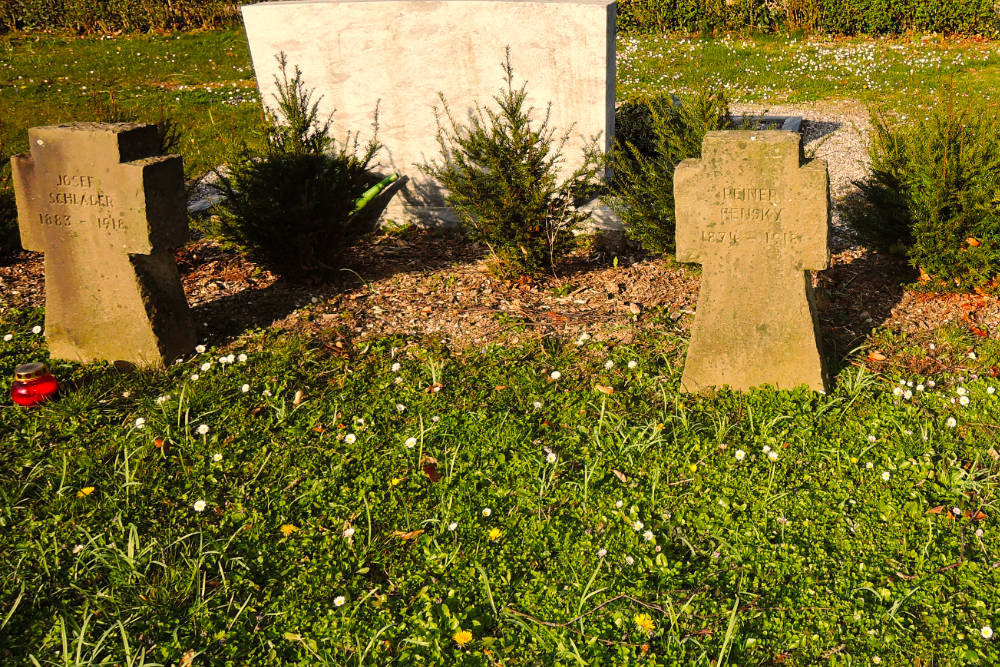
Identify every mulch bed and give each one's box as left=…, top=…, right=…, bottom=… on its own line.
left=2, top=230, right=997, bottom=371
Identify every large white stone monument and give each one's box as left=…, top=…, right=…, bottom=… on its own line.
left=242, top=0, right=616, bottom=225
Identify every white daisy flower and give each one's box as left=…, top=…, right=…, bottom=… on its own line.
left=134, top=417, right=146, bottom=429
left=892, top=387, right=903, bottom=396
left=396, top=403, right=406, bottom=413
left=197, top=424, right=210, bottom=435
left=193, top=499, right=207, bottom=512
left=960, top=395, right=970, bottom=406
left=982, top=626, right=994, bottom=640
left=262, top=389, right=272, bottom=397
left=344, top=433, right=357, bottom=444
left=241, top=384, right=250, bottom=393
left=72, top=544, right=85, bottom=554
left=867, top=435, right=877, bottom=443
left=633, top=520, right=644, bottom=531
left=604, top=360, right=614, bottom=370
left=404, top=437, right=417, bottom=448
left=190, top=374, right=199, bottom=381
left=866, top=462, right=874, bottom=469
left=627, top=360, right=637, bottom=369
left=597, top=548, right=607, bottom=558
left=200, top=362, right=212, bottom=372
left=763, top=445, right=771, bottom=454
left=391, top=362, right=401, bottom=372
left=225, top=354, right=235, bottom=364
left=988, top=386, right=996, bottom=395
left=968, top=352, right=977, bottom=359
left=957, top=387, right=967, bottom=396
left=334, top=595, right=346, bottom=607
left=156, top=394, right=169, bottom=404
left=881, top=471, right=891, bottom=482
left=927, top=380, right=936, bottom=387
left=238, top=353, right=248, bottom=362
left=643, top=529, right=654, bottom=541
left=916, top=384, right=924, bottom=392
left=195, top=344, right=206, bottom=353
left=767, top=450, right=778, bottom=462
left=218, top=356, right=228, bottom=364
left=550, top=371, right=562, bottom=380
left=903, top=390, right=913, bottom=400
left=735, top=449, right=746, bottom=461
left=625, top=555, right=634, bottom=565
left=546, top=452, right=557, bottom=464
left=31, top=325, right=42, bottom=334
left=342, top=526, right=355, bottom=538
left=431, top=415, right=440, bottom=422
left=946, top=417, right=958, bottom=428
left=448, top=522, right=458, bottom=531
left=615, top=500, right=623, bottom=508
left=482, top=507, right=492, bottom=517
left=2, top=333, right=12, bottom=341
left=212, top=453, right=222, bottom=462
left=533, top=401, right=543, bottom=409
left=952, top=507, right=962, bottom=516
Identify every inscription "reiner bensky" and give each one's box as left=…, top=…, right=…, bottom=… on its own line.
left=720, top=185, right=781, bottom=223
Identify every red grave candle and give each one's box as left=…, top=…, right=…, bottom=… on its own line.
left=10, top=362, right=59, bottom=406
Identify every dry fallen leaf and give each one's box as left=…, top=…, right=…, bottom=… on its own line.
left=292, top=390, right=304, bottom=407
left=595, top=384, right=614, bottom=395
left=867, top=351, right=887, bottom=362
left=926, top=505, right=945, bottom=515
left=391, top=529, right=425, bottom=540
left=611, top=469, right=628, bottom=483
left=180, top=650, right=196, bottom=667
left=423, top=462, right=442, bottom=483
left=966, top=237, right=981, bottom=247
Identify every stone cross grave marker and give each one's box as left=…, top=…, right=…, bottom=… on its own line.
left=674, top=130, right=830, bottom=393
left=11, top=123, right=196, bottom=366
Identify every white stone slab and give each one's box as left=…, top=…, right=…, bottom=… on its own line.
left=242, top=0, right=616, bottom=225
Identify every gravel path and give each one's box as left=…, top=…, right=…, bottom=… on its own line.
left=731, top=100, right=872, bottom=251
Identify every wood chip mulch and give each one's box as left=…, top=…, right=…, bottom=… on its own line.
left=2, top=231, right=997, bottom=369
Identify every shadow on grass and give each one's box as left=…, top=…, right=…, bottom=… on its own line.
left=817, top=247, right=917, bottom=379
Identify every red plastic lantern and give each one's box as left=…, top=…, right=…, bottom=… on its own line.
left=10, top=362, right=59, bottom=406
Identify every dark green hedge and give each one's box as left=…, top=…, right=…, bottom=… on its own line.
left=617, top=0, right=1000, bottom=36
left=3, top=0, right=997, bottom=35
left=1, top=0, right=239, bottom=34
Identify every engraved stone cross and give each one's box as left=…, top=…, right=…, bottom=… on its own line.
left=674, top=131, right=830, bottom=392
left=11, top=123, right=196, bottom=366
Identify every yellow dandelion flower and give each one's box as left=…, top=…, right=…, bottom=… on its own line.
left=280, top=524, right=299, bottom=537
left=76, top=486, right=95, bottom=498
left=654, top=423, right=664, bottom=432
left=391, top=477, right=404, bottom=487
left=488, top=527, right=502, bottom=541
left=453, top=629, right=473, bottom=646
left=634, top=613, right=655, bottom=633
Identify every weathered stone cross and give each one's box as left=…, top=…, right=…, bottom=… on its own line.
left=674, top=131, right=830, bottom=392
left=11, top=123, right=195, bottom=366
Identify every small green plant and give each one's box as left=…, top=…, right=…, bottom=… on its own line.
left=607, top=89, right=734, bottom=255
left=420, top=50, right=602, bottom=278
left=211, top=54, right=381, bottom=281
left=848, top=92, right=1000, bottom=291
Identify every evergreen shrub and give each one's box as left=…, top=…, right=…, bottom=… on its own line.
left=211, top=55, right=381, bottom=282
left=849, top=96, right=1000, bottom=291
left=607, top=89, right=734, bottom=255
left=0, top=161, right=18, bottom=260
left=420, top=51, right=602, bottom=278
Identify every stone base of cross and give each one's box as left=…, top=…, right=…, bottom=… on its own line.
left=11, top=123, right=196, bottom=367
left=674, top=131, right=830, bottom=393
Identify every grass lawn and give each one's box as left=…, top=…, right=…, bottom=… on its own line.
left=3, top=26, right=1000, bottom=665
left=2, top=306, right=1000, bottom=664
